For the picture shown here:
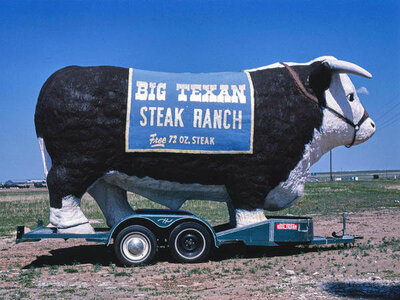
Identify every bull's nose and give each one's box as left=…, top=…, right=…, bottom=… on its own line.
left=370, top=121, right=375, bottom=128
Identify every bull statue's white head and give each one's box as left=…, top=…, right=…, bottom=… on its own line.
left=320, top=57, right=375, bottom=150
left=262, top=56, right=375, bottom=213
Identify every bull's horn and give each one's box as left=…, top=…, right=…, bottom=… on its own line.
left=324, top=59, right=372, bottom=79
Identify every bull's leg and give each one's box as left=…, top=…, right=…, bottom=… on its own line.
left=226, top=182, right=267, bottom=227
left=87, top=178, right=134, bottom=227
left=226, top=199, right=237, bottom=228
left=235, top=209, right=267, bottom=227
left=46, top=164, right=95, bottom=234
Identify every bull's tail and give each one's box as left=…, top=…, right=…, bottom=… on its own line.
left=38, top=137, right=52, bottom=177
left=35, top=68, right=66, bottom=178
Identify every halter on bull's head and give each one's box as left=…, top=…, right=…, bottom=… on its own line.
left=309, top=57, right=375, bottom=149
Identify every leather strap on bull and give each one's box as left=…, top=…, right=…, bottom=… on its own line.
left=279, top=62, right=369, bottom=148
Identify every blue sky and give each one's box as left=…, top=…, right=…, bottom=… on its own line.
left=0, top=0, right=399, bottom=181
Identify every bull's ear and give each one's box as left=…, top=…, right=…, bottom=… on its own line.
left=308, top=62, right=332, bottom=96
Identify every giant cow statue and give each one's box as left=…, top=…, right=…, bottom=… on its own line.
left=35, top=56, right=375, bottom=234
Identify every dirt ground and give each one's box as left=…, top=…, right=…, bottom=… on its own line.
left=0, top=209, right=399, bottom=299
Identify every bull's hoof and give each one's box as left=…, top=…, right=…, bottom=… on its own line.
left=57, top=222, right=95, bottom=234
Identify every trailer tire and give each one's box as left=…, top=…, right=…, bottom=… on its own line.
left=114, top=225, right=157, bottom=266
left=169, top=222, right=211, bottom=263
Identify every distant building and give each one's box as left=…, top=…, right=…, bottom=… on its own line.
left=27, top=179, right=46, bottom=184
left=1, top=179, right=46, bottom=189
left=310, top=170, right=400, bottom=181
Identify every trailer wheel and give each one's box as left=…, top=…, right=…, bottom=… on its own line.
left=114, top=225, right=157, bottom=266
left=169, top=222, right=211, bottom=263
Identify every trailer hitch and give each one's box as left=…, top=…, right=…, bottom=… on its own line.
left=332, top=213, right=363, bottom=240
left=332, top=213, right=346, bottom=238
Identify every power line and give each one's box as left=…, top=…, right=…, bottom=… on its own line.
left=380, top=115, right=400, bottom=127
left=379, top=113, right=400, bottom=127
left=379, top=117, right=400, bottom=130
left=374, top=102, right=400, bottom=122
left=372, top=97, right=400, bottom=117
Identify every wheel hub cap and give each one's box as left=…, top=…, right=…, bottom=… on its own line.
left=127, top=238, right=145, bottom=256
left=121, top=233, right=150, bottom=262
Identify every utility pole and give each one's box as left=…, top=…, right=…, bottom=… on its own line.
left=330, top=150, right=333, bottom=181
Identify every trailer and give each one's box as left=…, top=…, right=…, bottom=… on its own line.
left=16, top=209, right=361, bottom=266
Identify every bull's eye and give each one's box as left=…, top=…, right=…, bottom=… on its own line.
left=347, top=93, right=355, bottom=102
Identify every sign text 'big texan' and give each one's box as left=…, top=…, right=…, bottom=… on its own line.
left=126, top=69, right=254, bottom=153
